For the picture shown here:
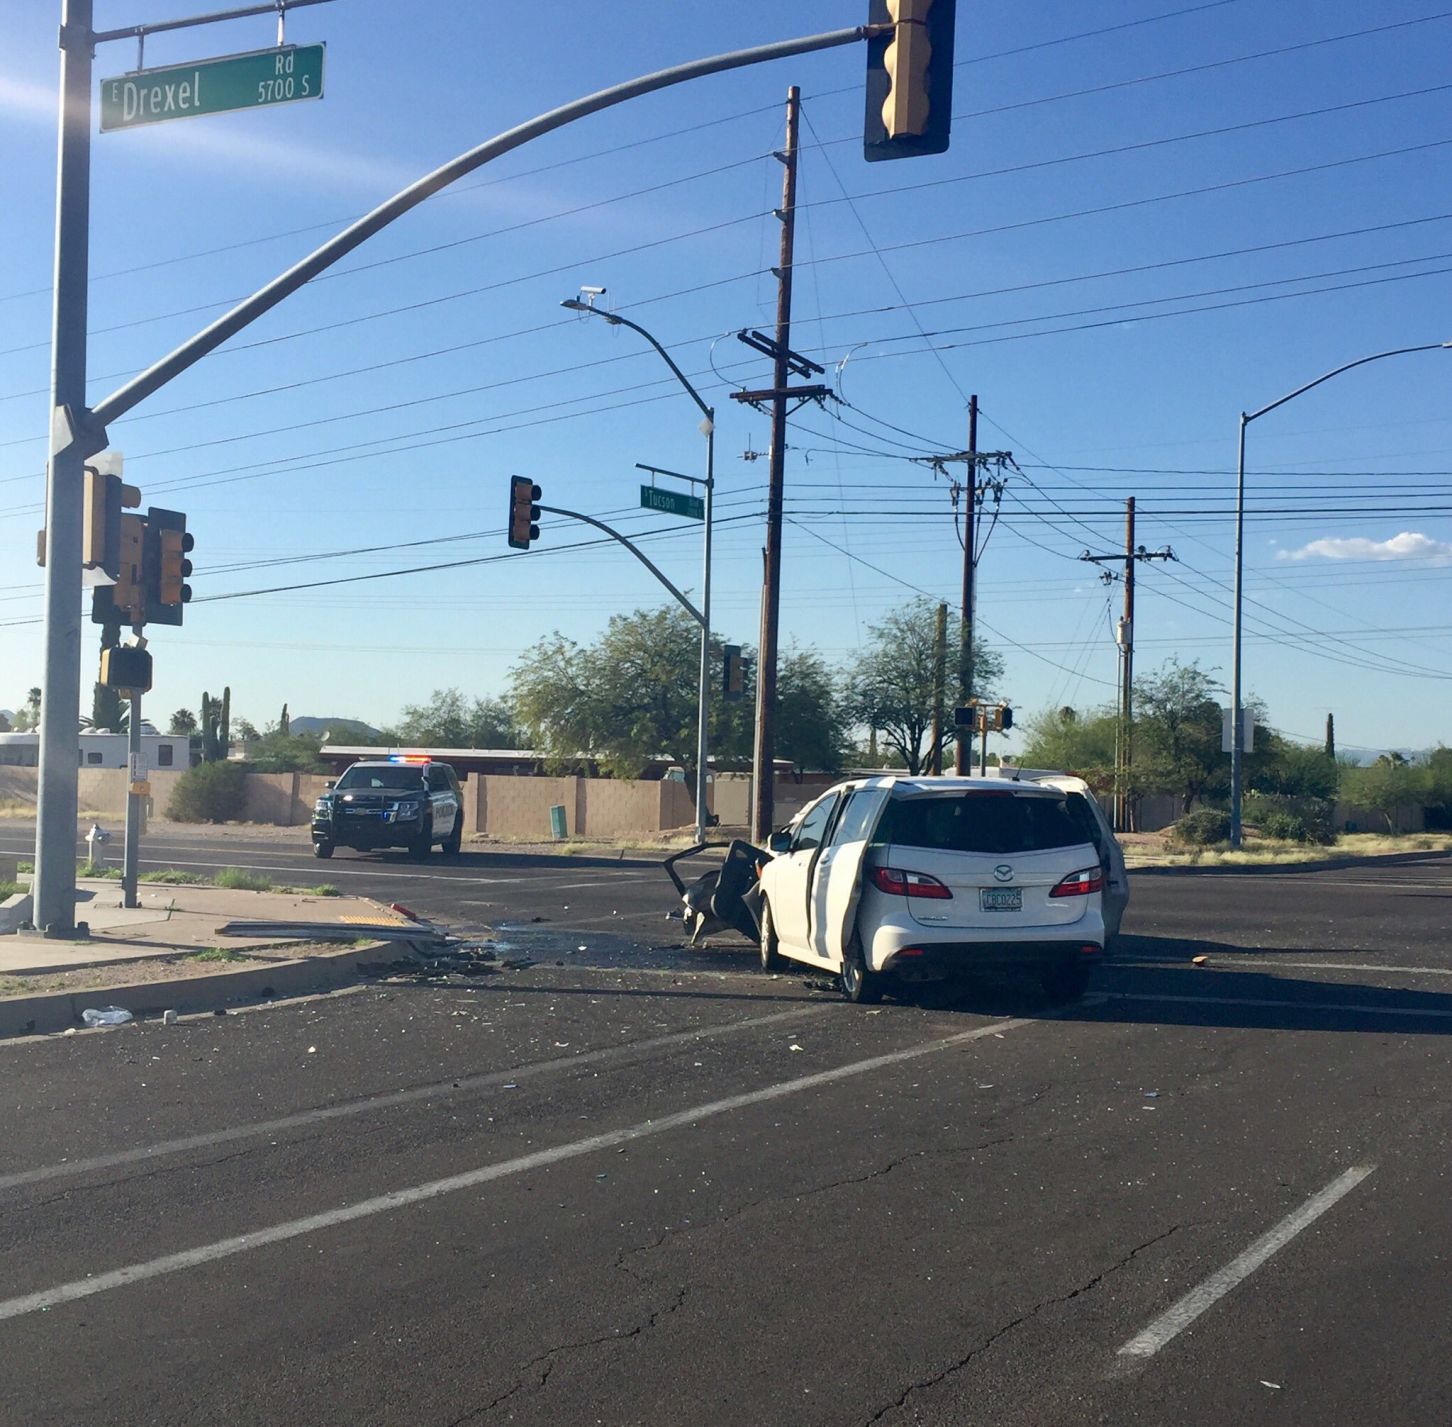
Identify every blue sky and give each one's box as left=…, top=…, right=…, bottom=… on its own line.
left=2, top=0, right=1450, bottom=754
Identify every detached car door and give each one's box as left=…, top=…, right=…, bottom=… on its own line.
left=809, top=786, right=892, bottom=968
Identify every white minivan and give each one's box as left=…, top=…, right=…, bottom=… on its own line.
left=755, top=774, right=1129, bottom=1003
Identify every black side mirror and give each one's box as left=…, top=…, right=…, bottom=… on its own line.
left=767, top=830, right=793, bottom=854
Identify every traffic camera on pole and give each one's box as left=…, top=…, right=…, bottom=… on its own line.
left=864, top=0, right=956, bottom=162
left=508, top=476, right=542, bottom=549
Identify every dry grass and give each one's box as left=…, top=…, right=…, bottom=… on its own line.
left=1128, top=830, right=1452, bottom=868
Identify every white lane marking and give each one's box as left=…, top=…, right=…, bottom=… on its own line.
left=1116, top=1166, right=1375, bottom=1363
left=0, top=1014, right=1039, bottom=1323
left=1190, top=959, right=1452, bottom=979
left=1104, top=990, right=1452, bottom=1020
left=0, top=1004, right=832, bottom=1194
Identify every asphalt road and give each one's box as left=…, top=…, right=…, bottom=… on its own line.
left=4, top=826, right=1452, bottom=1424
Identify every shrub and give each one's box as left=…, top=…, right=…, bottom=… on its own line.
left=1171, top=808, right=1231, bottom=846
left=1244, top=792, right=1336, bottom=845
left=167, top=760, right=247, bottom=822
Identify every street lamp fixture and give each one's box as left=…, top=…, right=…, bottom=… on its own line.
left=561, top=296, right=717, bottom=845
left=1229, top=340, right=1452, bottom=847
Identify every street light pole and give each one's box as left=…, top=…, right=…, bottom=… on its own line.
left=562, top=300, right=716, bottom=844
left=1230, top=340, right=1451, bottom=847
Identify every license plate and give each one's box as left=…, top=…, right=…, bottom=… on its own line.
left=980, top=887, right=1022, bottom=912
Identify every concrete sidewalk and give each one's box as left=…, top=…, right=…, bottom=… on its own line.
left=1, top=880, right=428, bottom=1037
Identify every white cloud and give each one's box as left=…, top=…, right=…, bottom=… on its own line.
left=1278, top=531, right=1452, bottom=563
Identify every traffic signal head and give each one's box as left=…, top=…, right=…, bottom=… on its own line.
left=82, top=465, right=141, bottom=577
left=864, top=0, right=956, bottom=162
left=723, top=644, right=745, bottom=702
left=91, top=512, right=147, bottom=630
left=995, top=705, right=1014, bottom=732
left=158, top=527, right=194, bottom=606
left=508, top=476, right=542, bottom=550
left=100, top=644, right=153, bottom=695
left=142, top=507, right=193, bottom=626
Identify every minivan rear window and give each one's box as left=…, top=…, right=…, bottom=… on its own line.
left=879, top=792, right=1087, bottom=855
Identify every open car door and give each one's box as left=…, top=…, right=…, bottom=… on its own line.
left=809, top=785, right=893, bottom=968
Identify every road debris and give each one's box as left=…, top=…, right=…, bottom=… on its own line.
left=80, top=1007, right=133, bottom=1027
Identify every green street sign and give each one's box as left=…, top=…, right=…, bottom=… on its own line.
left=100, top=44, right=325, bottom=132
left=640, top=485, right=705, bottom=521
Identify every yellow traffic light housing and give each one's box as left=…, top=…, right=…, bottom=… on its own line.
left=508, top=476, right=542, bottom=549
left=864, top=0, right=956, bottom=161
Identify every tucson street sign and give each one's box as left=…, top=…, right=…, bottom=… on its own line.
left=639, top=485, right=705, bottom=521
left=100, top=44, right=325, bottom=132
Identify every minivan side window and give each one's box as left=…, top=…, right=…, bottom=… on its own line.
left=792, top=795, right=838, bottom=853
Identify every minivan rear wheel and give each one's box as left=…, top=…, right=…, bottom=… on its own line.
left=840, top=935, right=882, bottom=1004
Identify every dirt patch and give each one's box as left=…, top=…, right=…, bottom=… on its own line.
left=0, top=942, right=353, bottom=999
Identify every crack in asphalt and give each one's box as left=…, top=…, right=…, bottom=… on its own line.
left=860, top=1224, right=1186, bottom=1426
left=443, top=1284, right=691, bottom=1425
left=612, top=1136, right=1017, bottom=1283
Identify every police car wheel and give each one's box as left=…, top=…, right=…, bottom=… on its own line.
left=442, top=816, right=462, bottom=856
left=313, top=841, right=334, bottom=860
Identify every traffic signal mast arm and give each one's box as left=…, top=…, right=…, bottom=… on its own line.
left=507, top=487, right=704, bottom=628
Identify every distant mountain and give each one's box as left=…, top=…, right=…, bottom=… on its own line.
left=289, top=716, right=383, bottom=741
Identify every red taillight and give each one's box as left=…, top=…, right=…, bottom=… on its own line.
left=869, top=866, right=953, bottom=900
left=1049, top=867, right=1104, bottom=898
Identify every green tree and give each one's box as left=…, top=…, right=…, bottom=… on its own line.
left=89, top=681, right=127, bottom=733
left=1133, top=659, right=1229, bottom=811
left=278, top=702, right=290, bottom=736
left=1249, top=738, right=1339, bottom=801
left=1346, top=755, right=1421, bottom=833
left=248, top=725, right=325, bottom=772
left=392, top=689, right=520, bottom=748
left=511, top=606, right=762, bottom=802
left=845, top=598, right=1003, bottom=774
left=1019, top=704, right=1119, bottom=793
left=169, top=708, right=198, bottom=736
left=14, top=687, right=41, bottom=732
left=234, top=718, right=260, bottom=743
left=776, top=647, right=851, bottom=774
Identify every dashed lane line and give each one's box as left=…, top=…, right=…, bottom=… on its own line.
left=1116, top=1165, right=1375, bottom=1365
left=0, top=1004, right=833, bottom=1194
left=0, top=1013, right=1041, bottom=1323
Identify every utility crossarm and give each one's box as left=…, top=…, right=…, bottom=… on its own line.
left=538, top=505, right=703, bottom=627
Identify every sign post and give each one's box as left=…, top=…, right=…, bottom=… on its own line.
left=100, top=44, right=325, bottom=131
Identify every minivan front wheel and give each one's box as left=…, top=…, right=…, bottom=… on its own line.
left=759, top=899, right=785, bottom=972
left=840, top=936, right=882, bottom=1004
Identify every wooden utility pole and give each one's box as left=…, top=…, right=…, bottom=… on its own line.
left=930, top=601, right=947, bottom=774
left=749, top=86, right=801, bottom=842
left=955, top=395, right=978, bottom=774
left=1119, top=497, right=1136, bottom=831
left=1082, top=498, right=1173, bottom=832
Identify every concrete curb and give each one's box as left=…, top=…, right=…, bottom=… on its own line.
left=0, top=892, right=32, bottom=936
left=0, top=940, right=410, bottom=1039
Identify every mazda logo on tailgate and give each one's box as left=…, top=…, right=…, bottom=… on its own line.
left=993, top=864, right=1014, bottom=882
